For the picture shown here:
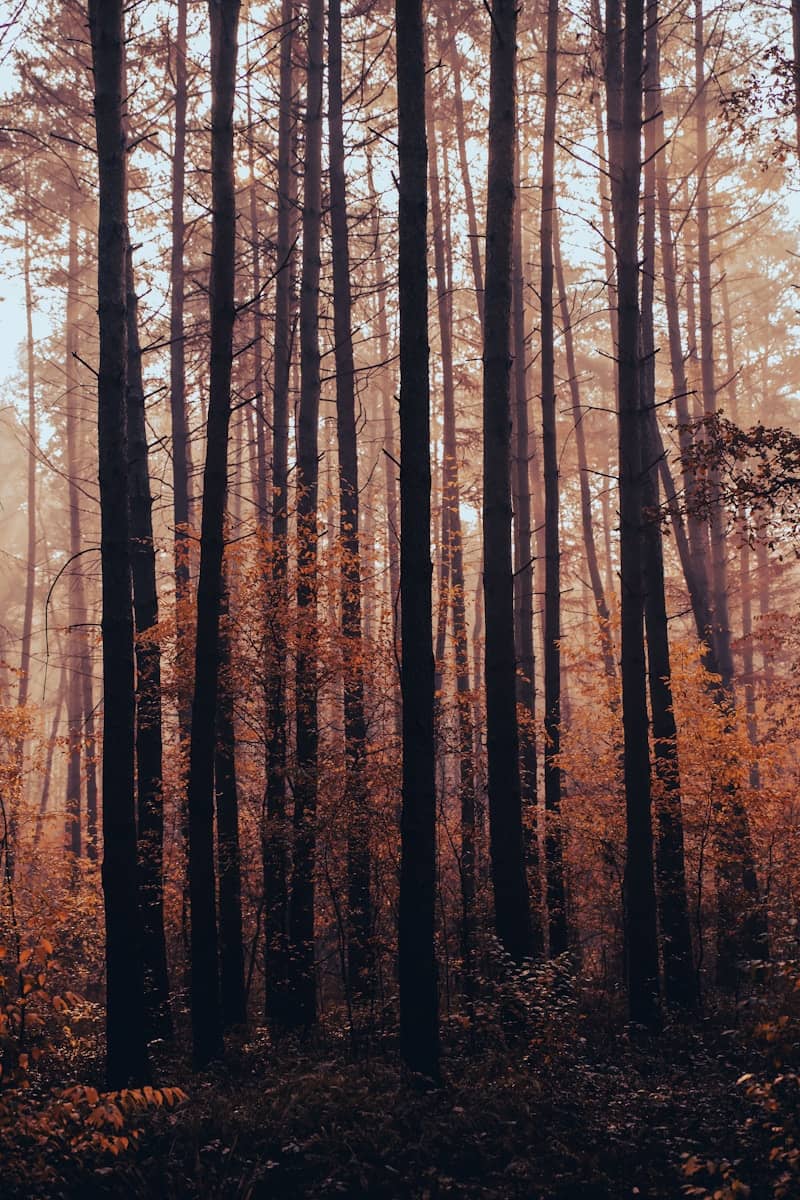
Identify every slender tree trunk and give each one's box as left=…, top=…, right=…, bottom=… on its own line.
left=89, top=0, right=149, bottom=1086
left=553, top=204, right=616, bottom=682
left=10, top=208, right=39, bottom=877
left=605, top=0, right=660, bottom=1028
left=397, top=0, right=439, bottom=1080
left=512, top=141, right=544, bottom=957
left=483, top=0, right=532, bottom=965
left=366, top=149, right=401, bottom=659
left=65, top=184, right=85, bottom=861
left=245, top=49, right=269, bottom=523
left=539, top=0, right=568, bottom=958
left=641, top=2, right=696, bottom=1010
left=263, top=0, right=294, bottom=1031
left=187, top=0, right=240, bottom=1067
left=36, top=669, right=67, bottom=852
left=170, top=0, right=193, bottom=747
left=428, top=103, right=480, bottom=987
left=289, top=0, right=324, bottom=1030
left=441, top=3, right=484, bottom=332
left=329, top=0, right=372, bottom=1001
left=126, top=247, right=173, bottom=1041
left=694, top=0, right=768, bottom=986
left=215, top=576, right=247, bottom=1027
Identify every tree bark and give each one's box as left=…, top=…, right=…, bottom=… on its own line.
left=512, top=141, right=544, bottom=958
left=215, top=576, right=247, bottom=1027
left=328, top=0, right=372, bottom=1002
left=397, top=0, right=439, bottom=1080
left=428, top=102, right=480, bottom=989
left=605, top=0, right=660, bottom=1028
left=263, top=0, right=295, bottom=1031
left=539, top=0, right=568, bottom=959
left=641, top=0, right=696, bottom=1011
left=126, top=246, right=173, bottom=1040
left=483, top=0, right=533, bottom=965
left=88, top=0, right=149, bottom=1086
left=187, top=0, right=240, bottom=1067
left=169, top=0, right=193, bottom=749
left=288, top=0, right=324, bottom=1030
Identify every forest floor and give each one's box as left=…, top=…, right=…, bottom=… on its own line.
left=4, top=973, right=798, bottom=1199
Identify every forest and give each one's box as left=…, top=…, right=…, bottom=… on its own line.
left=1, top=0, right=799, bottom=1194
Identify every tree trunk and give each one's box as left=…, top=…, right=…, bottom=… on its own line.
left=366, top=149, right=401, bottom=657
left=88, top=0, right=149, bottom=1086
left=187, top=0, right=241, bottom=1067
left=126, top=246, right=173, bottom=1040
left=397, top=0, right=439, bottom=1080
left=263, top=0, right=295, bottom=1031
left=512, top=140, right=544, bottom=958
left=605, top=0, right=660, bottom=1028
left=428, top=102, right=480, bottom=989
left=539, top=0, right=568, bottom=959
left=641, top=0, right=696, bottom=1011
left=169, top=0, right=193, bottom=748
left=694, top=0, right=768, bottom=986
left=329, top=0, right=372, bottom=1002
left=483, top=0, right=532, bottom=965
left=215, top=576, right=247, bottom=1027
left=289, top=0, right=324, bottom=1030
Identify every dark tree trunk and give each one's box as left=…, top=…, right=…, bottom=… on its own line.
left=483, top=0, right=532, bottom=965
left=512, top=141, right=544, bottom=958
left=640, top=3, right=696, bottom=1011
left=429, top=103, right=480, bottom=988
left=88, top=0, right=149, bottom=1086
left=215, top=578, right=247, bottom=1028
left=397, top=0, right=439, bottom=1080
left=328, top=0, right=372, bottom=1002
left=289, top=0, right=324, bottom=1030
left=169, top=0, right=193, bottom=748
left=605, top=0, right=660, bottom=1028
left=126, top=247, right=173, bottom=1041
left=187, top=0, right=241, bottom=1068
left=263, top=0, right=295, bottom=1031
left=539, top=0, right=568, bottom=959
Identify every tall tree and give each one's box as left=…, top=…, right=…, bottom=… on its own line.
left=186, top=0, right=241, bottom=1068
left=263, top=0, right=295, bottom=1031
left=328, top=0, right=372, bottom=1000
left=289, top=0, right=324, bottom=1030
left=539, top=0, right=568, bottom=958
left=512, top=140, right=544, bottom=957
left=88, top=0, right=149, bottom=1086
left=169, top=0, right=193, bottom=749
left=605, top=0, right=660, bottom=1027
left=482, top=0, right=532, bottom=964
left=126, top=246, right=173, bottom=1040
left=640, top=0, right=696, bottom=1011
left=397, top=0, right=439, bottom=1080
